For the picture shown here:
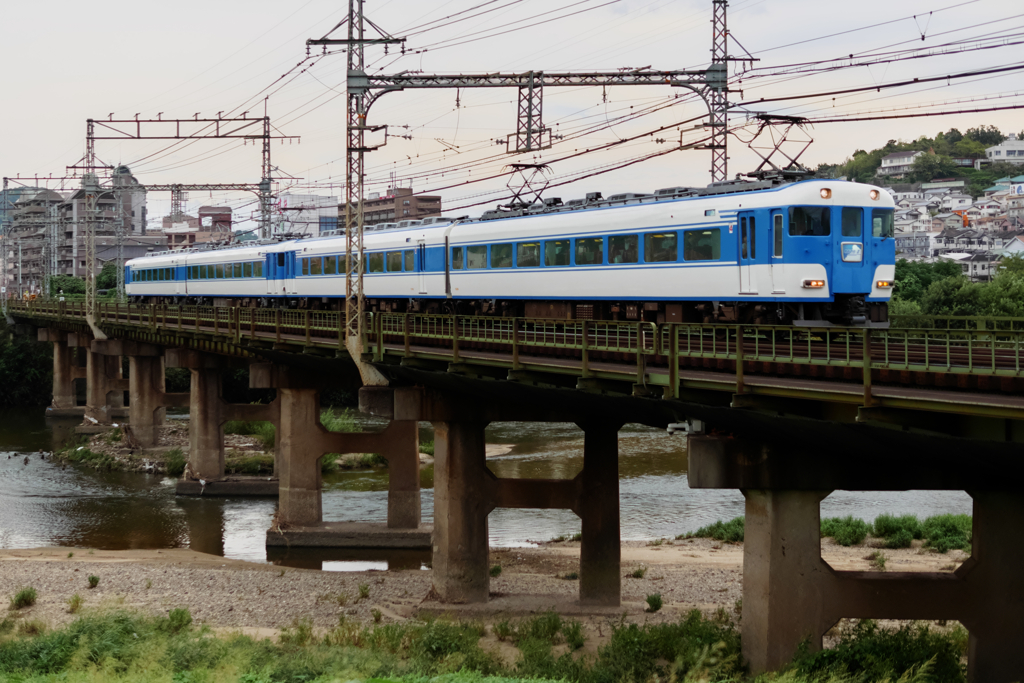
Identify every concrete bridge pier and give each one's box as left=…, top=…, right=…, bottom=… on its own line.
left=61, top=333, right=127, bottom=425
left=38, top=328, right=84, bottom=412
left=409, top=390, right=624, bottom=606
left=688, top=433, right=1024, bottom=682
left=256, top=367, right=428, bottom=547
left=165, top=350, right=279, bottom=496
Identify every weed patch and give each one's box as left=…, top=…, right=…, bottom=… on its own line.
left=645, top=593, right=663, bottom=613
left=87, top=575, right=99, bottom=589
left=681, top=516, right=744, bottom=543
left=821, top=516, right=870, bottom=546
left=627, top=566, right=647, bottom=579
left=9, top=587, right=37, bottom=610
left=66, top=594, right=83, bottom=614
left=164, top=448, right=187, bottom=477
left=866, top=551, right=888, bottom=571
left=921, top=514, right=972, bottom=553
left=225, top=452, right=275, bottom=475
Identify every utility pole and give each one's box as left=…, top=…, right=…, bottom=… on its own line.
left=1, top=178, right=10, bottom=314
left=709, top=0, right=730, bottom=182
left=309, top=1, right=730, bottom=350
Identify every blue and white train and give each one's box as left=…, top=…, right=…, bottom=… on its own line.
left=125, top=178, right=896, bottom=326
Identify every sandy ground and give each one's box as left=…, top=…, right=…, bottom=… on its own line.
left=0, top=538, right=970, bottom=638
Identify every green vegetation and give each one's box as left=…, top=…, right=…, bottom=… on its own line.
left=420, top=440, right=435, bottom=456
left=921, top=514, right=972, bottom=553
left=560, top=571, right=579, bottom=580
left=627, top=566, right=647, bottom=579
left=87, top=575, right=99, bottom=589
left=866, top=551, right=888, bottom=572
left=680, top=516, right=745, bottom=543
left=358, top=583, right=370, bottom=600
left=9, top=588, right=37, bottom=610
left=225, top=409, right=362, bottom=473
left=65, top=594, right=83, bottom=614
left=0, top=607, right=978, bottom=682
left=889, top=255, right=1024, bottom=320
left=645, top=593, right=663, bottom=613
left=489, top=564, right=503, bottom=578
left=0, top=319, right=53, bottom=407
left=222, top=417, right=277, bottom=451
left=164, top=448, right=187, bottom=477
left=225, top=451, right=275, bottom=475
left=821, top=124, right=1021, bottom=197
left=821, top=516, right=871, bottom=546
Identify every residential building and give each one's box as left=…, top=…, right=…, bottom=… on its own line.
left=347, top=186, right=443, bottom=226
left=165, top=206, right=233, bottom=250
left=983, top=133, right=1024, bottom=166
left=895, top=229, right=930, bottom=258
left=877, top=150, right=924, bottom=177
left=275, top=194, right=339, bottom=236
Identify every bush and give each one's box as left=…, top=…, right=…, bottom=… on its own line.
left=793, top=619, right=967, bottom=682
left=165, top=608, right=193, bottom=634
left=87, top=575, right=99, bottom=589
left=66, top=594, right=83, bottom=614
left=223, top=419, right=276, bottom=451
left=886, top=528, right=915, bottom=549
left=225, top=452, right=274, bottom=475
left=628, top=566, right=647, bottom=579
left=489, top=564, right=502, bottom=577
left=922, top=514, right=972, bottom=553
left=0, top=320, right=54, bottom=408
left=681, top=516, right=744, bottom=542
left=873, top=513, right=922, bottom=540
left=164, top=449, right=187, bottom=477
left=645, top=593, right=663, bottom=613
left=821, top=516, right=870, bottom=546
left=10, top=588, right=37, bottom=610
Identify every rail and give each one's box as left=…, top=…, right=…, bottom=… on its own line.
left=11, top=302, right=1024, bottom=402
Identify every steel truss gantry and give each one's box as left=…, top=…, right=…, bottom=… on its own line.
left=308, top=0, right=735, bottom=351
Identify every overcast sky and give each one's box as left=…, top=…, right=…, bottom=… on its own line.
left=2, top=0, right=1022, bottom=231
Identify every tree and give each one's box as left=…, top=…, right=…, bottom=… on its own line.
left=979, top=271, right=1024, bottom=317
left=944, top=128, right=963, bottom=145
left=964, top=125, right=1005, bottom=146
left=908, top=153, right=957, bottom=182
left=96, top=262, right=118, bottom=291
left=921, top=275, right=980, bottom=316
left=48, top=274, right=85, bottom=296
left=952, top=138, right=986, bottom=159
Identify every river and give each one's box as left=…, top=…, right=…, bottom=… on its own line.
left=0, top=407, right=972, bottom=569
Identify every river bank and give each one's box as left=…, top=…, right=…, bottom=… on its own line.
left=0, top=538, right=969, bottom=635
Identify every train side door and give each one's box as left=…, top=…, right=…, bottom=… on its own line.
left=833, top=206, right=865, bottom=293
left=417, top=240, right=427, bottom=294
left=770, top=210, right=785, bottom=294
left=738, top=211, right=758, bottom=295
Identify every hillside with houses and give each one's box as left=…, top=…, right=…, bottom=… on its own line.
left=821, top=125, right=1024, bottom=282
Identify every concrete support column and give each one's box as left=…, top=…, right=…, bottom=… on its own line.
left=85, top=348, right=121, bottom=423
left=277, top=388, right=323, bottom=526
left=578, top=420, right=621, bottom=606
left=742, top=489, right=833, bottom=672
left=431, top=419, right=490, bottom=603
left=128, top=355, right=166, bottom=448
left=386, top=420, right=421, bottom=529
left=52, top=340, right=76, bottom=410
left=964, top=491, right=1024, bottom=683
left=189, top=367, right=225, bottom=481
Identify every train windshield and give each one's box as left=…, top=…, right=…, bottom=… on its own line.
left=872, top=210, right=894, bottom=238
left=788, top=207, right=831, bottom=236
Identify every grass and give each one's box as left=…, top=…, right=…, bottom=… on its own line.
left=87, top=575, right=99, bottom=589
left=420, top=440, right=435, bottom=456
left=921, top=514, right=972, bottom=553
left=225, top=452, right=275, bottom=475
left=0, top=609, right=969, bottom=683
left=680, top=516, right=745, bottom=543
left=559, top=572, right=579, bottom=580
left=645, top=593, right=663, bottom=613
left=489, top=564, right=502, bottom=578
left=66, top=594, right=83, bottom=614
left=223, top=416, right=277, bottom=451
left=164, top=448, right=187, bottom=477
left=358, top=583, right=370, bottom=600
left=866, top=550, right=888, bottom=571
left=821, top=516, right=871, bottom=546
left=627, top=566, right=647, bottom=579
left=9, top=588, right=37, bottom=610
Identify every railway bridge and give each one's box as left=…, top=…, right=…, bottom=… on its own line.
left=9, top=299, right=1024, bottom=682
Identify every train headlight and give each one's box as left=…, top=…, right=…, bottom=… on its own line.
left=820, top=188, right=832, bottom=199
left=802, top=279, right=826, bottom=288
left=869, top=189, right=880, bottom=200
left=876, top=280, right=894, bottom=288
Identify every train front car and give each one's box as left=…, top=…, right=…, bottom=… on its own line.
left=771, top=180, right=895, bottom=326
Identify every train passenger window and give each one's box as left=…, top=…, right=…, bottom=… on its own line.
left=301, top=258, right=309, bottom=276
left=517, top=242, right=540, bottom=267
left=226, top=264, right=234, bottom=278
left=233, top=263, right=242, bottom=278
left=254, top=262, right=263, bottom=277
left=608, top=235, right=638, bottom=264
left=683, top=229, right=721, bottom=261
left=575, top=238, right=603, bottom=266
left=199, top=265, right=206, bottom=279
left=544, top=240, right=570, bottom=266
left=872, top=210, right=894, bottom=238
left=244, top=262, right=253, bottom=278
left=644, top=233, right=678, bottom=262
left=369, top=253, right=384, bottom=273
left=842, top=208, right=863, bottom=237
left=749, top=217, right=756, bottom=258
left=310, top=257, right=322, bottom=276
left=157, top=269, right=163, bottom=281
left=773, top=214, right=783, bottom=257
left=467, top=245, right=487, bottom=269
left=277, top=254, right=285, bottom=268
left=386, top=251, right=402, bottom=272
left=740, top=218, right=748, bottom=259
left=788, top=207, right=831, bottom=236
left=216, top=264, right=224, bottom=278
left=491, top=244, right=513, bottom=268
left=324, top=256, right=337, bottom=275
left=404, top=250, right=415, bottom=271
left=451, top=247, right=464, bottom=270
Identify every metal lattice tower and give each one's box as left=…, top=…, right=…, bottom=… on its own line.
left=1, top=178, right=10, bottom=314
left=260, top=116, right=273, bottom=239
left=514, top=72, right=547, bottom=153
left=82, top=119, right=106, bottom=337
left=709, top=0, right=729, bottom=182
left=169, top=187, right=188, bottom=222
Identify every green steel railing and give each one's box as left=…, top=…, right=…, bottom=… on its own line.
left=11, top=302, right=1024, bottom=403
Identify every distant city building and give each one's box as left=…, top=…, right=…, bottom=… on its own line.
left=275, top=194, right=339, bottom=237
left=164, top=206, right=233, bottom=250
left=346, top=186, right=442, bottom=226
left=983, top=133, right=1024, bottom=167
left=877, top=151, right=924, bottom=178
